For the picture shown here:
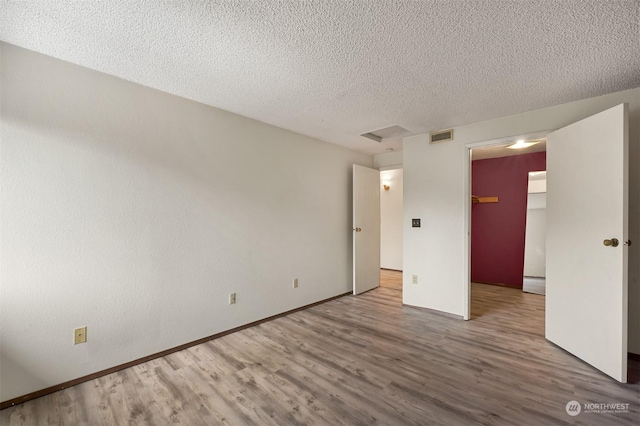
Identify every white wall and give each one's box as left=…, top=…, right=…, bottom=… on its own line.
left=374, top=151, right=403, bottom=169
left=528, top=178, right=547, bottom=194
left=380, top=169, right=403, bottom=270
left=403, top=87, right=640, bottom=353
left=523, top=193, right=546, bottom=278
left=0, top=43, right=372, bottom=401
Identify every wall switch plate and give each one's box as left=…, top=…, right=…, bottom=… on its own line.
left=412, top=219, right=421, bottom=228
left=293, top=278, right=298, bottom=288
left=229, top=293, right=237, bottom=305
left=74, top=326, right=87, bottom=345
left=412, top=275, right=418, bottom=284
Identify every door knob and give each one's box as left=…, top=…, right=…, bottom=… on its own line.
left=603, top=238, right=619, bottom=247
left=624, top=240, right=632, bottom=246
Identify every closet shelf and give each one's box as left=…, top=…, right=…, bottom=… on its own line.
left=472, top=195, right=499, bottom=204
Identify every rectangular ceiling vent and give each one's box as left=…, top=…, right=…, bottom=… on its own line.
left=430, top=129, right=454, bottom=143
left=361, top=125, right=412, bottom=143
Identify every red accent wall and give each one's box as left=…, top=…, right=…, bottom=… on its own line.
left=471, top=152, right=546, bottom=288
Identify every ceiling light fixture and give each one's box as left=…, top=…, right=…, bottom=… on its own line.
left=507, top=139, right=538, bottom=150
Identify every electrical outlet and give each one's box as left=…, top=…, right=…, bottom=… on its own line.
left=74, top=326, right=87, bottom=345
left=412, top=275, right=418, bottom=284
left=293, top=278, right=298, bottom=288
left=229, top=293, right=237, bottom=305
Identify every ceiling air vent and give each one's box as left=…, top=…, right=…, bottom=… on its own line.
left=430, top=129, right=454, bottom=143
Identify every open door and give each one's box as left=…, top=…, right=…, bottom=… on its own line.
left=546, top=104, right=628, bottom=382
left=353, top=165, right=380, bottom=295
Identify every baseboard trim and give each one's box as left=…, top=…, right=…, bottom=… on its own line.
left=472, top=281, right=522, bottom=290
left=381, top=268, right=403, bottom=272
left=0, top=291, right=351, bottom=410
left=402, top=303, right=463, bottom=320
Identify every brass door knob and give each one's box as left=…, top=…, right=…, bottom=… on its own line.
left=603, top=238, right=619, bottom=247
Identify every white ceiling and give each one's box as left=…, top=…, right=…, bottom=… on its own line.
left=472, top=139, right=547, bottom=161
left=1, top=1, right=639, bottom=155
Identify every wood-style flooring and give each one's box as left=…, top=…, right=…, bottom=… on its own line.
left=380, top=268, right=402, bottom=290
left=2, top=271, right=639, bottom=425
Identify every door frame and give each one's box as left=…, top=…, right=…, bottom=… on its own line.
left=352, top=163, right=403, bottom=295
left=462, top=130, right=551, bottom=320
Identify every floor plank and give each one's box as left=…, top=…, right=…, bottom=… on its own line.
left=2, top=271, right=638, bottom=425
left=380, top=269, right=402, bottom=290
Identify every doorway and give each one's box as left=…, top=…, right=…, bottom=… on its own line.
left=379, top=168, right=403, bottom=295
left=522, top=171, right=547, bottom=295
left=380, top=168, right=403, bottom=271
left=352, top=165, right=403, bottom=295
left=463, top=131, right=549, bottom=318
left=468, top=138, right=547, bottom=331
left=463, top=104, right=629, bottom=383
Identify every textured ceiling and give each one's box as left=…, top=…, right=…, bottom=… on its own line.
left=1, top=1, right=639, bottom=155
left=472, top=139, right=547, bottom=161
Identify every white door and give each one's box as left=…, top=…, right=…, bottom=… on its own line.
left=353, top=165, right=380, bottom=295
left=546, top=103, right=628, bottom=382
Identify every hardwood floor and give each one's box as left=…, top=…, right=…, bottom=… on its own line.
left=2, top=271, right=639, bottom=425
left=471, top=282, right=545, bottom=337
left=380, top=269, right=402, bottom=290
